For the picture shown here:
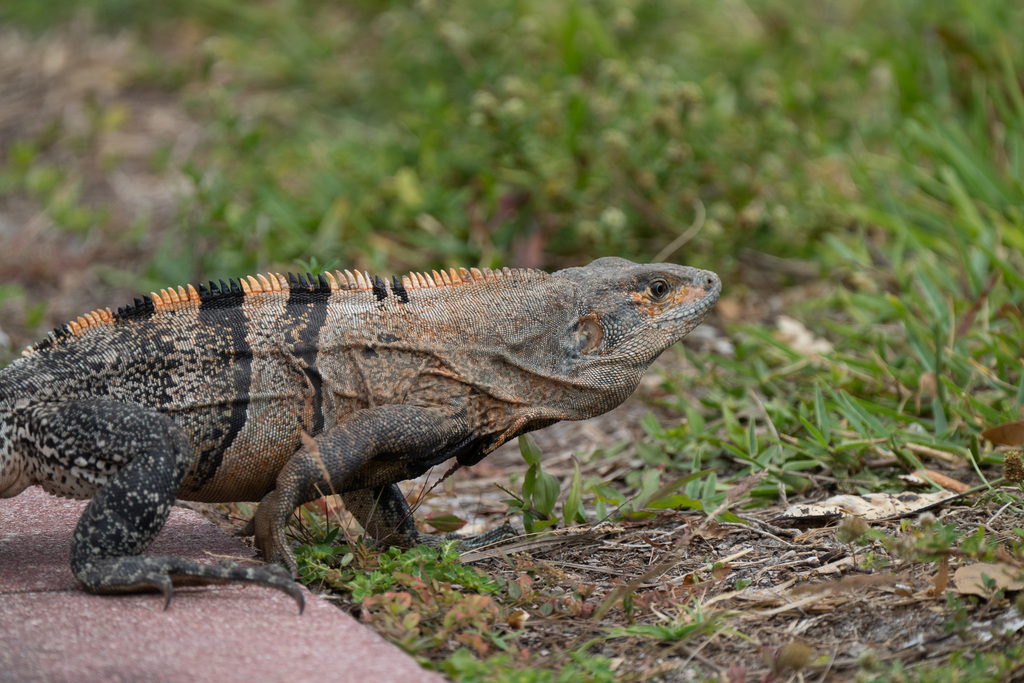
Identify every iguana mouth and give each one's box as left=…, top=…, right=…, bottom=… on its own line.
left=661, top=269, right=721, bottom=327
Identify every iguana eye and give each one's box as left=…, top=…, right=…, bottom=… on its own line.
left=647, top=279, right=670, bottom=301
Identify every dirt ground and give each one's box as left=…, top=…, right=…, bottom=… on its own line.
left=404, top=388, right=1024, bottom=681
left=2, top=21, right=1022, bottom=682
left=0, top=20, right=197, bottom=352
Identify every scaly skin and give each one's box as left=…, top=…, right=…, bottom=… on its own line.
left=0, top=257, right=720, bottom=610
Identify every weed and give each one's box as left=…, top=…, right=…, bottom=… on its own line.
left=607, top=599, right=734, bottom=644
left=443, top=648, right=617, bottom=683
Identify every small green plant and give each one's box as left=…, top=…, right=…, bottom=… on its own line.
left=297, top=538, right=506, bottom=658
left=497, top=558, right=597, bottom=619
left=361, top=575, right=502, bottom=657
left=503, top=433, right=729, bottom=535
left=499, top=435, right=564, bottom=534
left=608, top=599, right=735, bottom=644
left=299, top=540, right=500, bottom=601
left=293, top=524, right=353, bottom=585
left=870, top=645, right=1024, bottom=683
left=442, top=648, right=617, bottom=683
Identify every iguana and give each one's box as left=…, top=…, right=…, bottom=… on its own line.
left=0, top=257, right=720, bottom=611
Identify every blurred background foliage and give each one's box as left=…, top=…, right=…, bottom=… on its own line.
left=4, top=0, right=1022, bottom=284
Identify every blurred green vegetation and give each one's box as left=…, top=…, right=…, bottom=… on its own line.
left=6, top=0, right=1022, bottom=280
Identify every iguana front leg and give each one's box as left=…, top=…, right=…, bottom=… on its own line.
left=23, top=399, right=304, bottom=611
left=253, top=404, right=512, bottom=575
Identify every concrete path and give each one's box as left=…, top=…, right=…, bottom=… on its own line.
left=0, top=488, right=445, bottom=682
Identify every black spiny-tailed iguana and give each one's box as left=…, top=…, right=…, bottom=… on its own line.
left=0, top=257, right=720, bottom=611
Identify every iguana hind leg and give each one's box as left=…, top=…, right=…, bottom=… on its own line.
left=252, top=404, right=518, bottom=574
left=25, top=399, right=304, bottom=611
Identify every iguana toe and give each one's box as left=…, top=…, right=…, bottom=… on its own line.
left=252, top=490, right=299, bottom=579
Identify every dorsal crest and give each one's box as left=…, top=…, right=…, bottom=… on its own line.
left=22, top=265, right=541, bottom=357
left=399, top=266, right=513, bottom=290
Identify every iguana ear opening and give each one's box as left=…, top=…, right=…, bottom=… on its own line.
left=576, top=313, right=604, bottom=355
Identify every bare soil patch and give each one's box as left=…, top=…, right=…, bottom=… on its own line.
left=380, top=379, right=1023, bottom=681
left=0, top=19, right=197, bottom=352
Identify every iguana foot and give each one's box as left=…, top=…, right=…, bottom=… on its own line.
left=53, top=399, right=304, bottom=612
left=251, top=488, right=300, bottom=579
left=341, top=485, right=523, bottom=551
left=73, top=555, right=305, bottom=613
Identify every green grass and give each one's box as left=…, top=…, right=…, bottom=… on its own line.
left=15, top=0, right=1020, bottom=277
left=3, top=0, right=1024, bottom=680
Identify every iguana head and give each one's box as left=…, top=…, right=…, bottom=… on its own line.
left=551, top=256, right=721, bottom=413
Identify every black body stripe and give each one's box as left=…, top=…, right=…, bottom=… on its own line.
left=286, top=283, right=330, bottom=436
left=190, top=292, right=251, bottom=489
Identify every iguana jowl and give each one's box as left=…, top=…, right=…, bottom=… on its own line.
left=0, top=257, right=720, bottom=611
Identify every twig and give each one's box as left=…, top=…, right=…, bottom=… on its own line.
left=902, top=442, right=962, bottom=466
left=716, top=521, right=797, bottom=548
left=986, top=500, right=1016, bottom=526
left=695, top=471, right=767, bottom=536
left=594, top=473, right=766, bottom=620
left=653, top=199, right=706, bottom=263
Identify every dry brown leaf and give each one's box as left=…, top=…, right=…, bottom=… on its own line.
left=712, top=563, right=732, bottom=581
left=699, top=522, right=730, bottom=539
left=507, top=609, right=530, bottom=629
left=932, top=556, right=948, bottom=596
left=910, top=468, right=970, bottom=493
left=775, top=490, right=957, bottom=524
left=775, top=315, right=833, bottom=356
left=981, top=420, right=1024, bottom=446
left=812, top=556, right=855, bottom=576
left=952, top=563, right=1024, bottom=597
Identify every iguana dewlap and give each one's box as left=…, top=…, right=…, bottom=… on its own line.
left=0, top=257, right=720, bottom=611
